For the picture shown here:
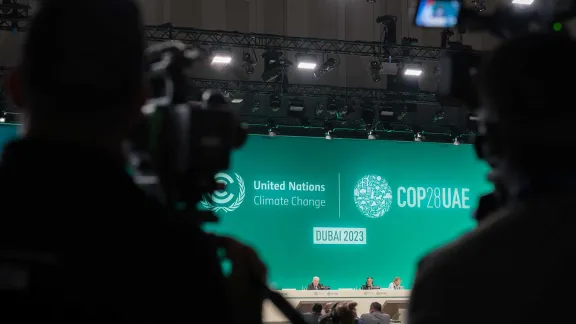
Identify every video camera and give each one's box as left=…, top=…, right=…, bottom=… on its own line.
left=413, top=0, right=576, bottom=107
left=127, top=41, right=309, bottom=324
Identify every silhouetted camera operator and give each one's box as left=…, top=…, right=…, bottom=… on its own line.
left=408, top=33, right=576, bottom=324
left=0, top=0, right=266, bottom=323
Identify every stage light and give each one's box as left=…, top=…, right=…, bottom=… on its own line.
left=414, top=132, right=425, bottom=142
left=326, top=99, right=338, bottom=115
left=288, top=98, right=305, bottom=119
left=298, top=62, right=317, bottom=69
left=323, top=121, right=334, bottom=140
left=261, top=50, right=292, bottom=82
left=252, top=100, right=260, bottom=113
left=267, top=119, right=278, bottom=137
left=314, top=58, right=337, bottom=79
left=403, top=63, right=423, bottom=77
left=297, top=54, right=317, bottom=70
left=433, top=109, right=446, bottom=122
left=269, top=94, right=282, bottom=112
left=404, top=68, right=422, bottom=76
left=370, top=60, right=382, bottom=82
left=337, top=105, right=354, bottom=119
left=242, top=52, right=256, bottom=74
left=224, top=91, right=243, bottom=104
left=512, top=0, right=533, bottom=5
left=212, top=54, right=232, bottom=64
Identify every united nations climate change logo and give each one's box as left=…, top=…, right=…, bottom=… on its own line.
left=354, top=175, right=393, bottom=218
left=200, top=172, right=245, bottom=213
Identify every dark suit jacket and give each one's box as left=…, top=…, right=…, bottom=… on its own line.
left=307, top=283, right=324, bottom=290
left=302, top=312, right=321, bottom=324
left=408, top=191, right=576, bottom=324
left=0, top=139, right=228, bottom=323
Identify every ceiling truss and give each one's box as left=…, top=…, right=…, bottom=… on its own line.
left=0, top=11, right=475, bottom=141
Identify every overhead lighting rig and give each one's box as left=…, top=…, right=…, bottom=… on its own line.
left=0, top=0, right=30, bottom=31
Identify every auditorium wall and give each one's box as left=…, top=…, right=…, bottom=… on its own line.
left=0, top=124, right=492, bottom=289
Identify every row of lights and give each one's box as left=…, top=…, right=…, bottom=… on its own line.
left=266, top=121, right=463, bottom=145
left=211, top=50, right=424, bottom=84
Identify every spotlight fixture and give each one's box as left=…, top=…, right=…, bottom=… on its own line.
left=414, top=132, right=425, bottom=142
left=288, top=98, right=305, bottom=119
left=297, top=55, right=317, bottom=70
left=314, top=58, right=337, bottom=78
left=403, top=63, right=423, bottom=77
left=267, top=119, right=278, bottom=137
left=326, top=99, right=338, bottom=115
left=315, top=103, right=326, bottom=116
left=261, top=50, right=292, bottom=82
left=370, top=60, right=382, bottom=82
left=323, top=121, right=334, bottom=140
left=512, top=0, right=534, bottom=5
left=224, top=91, right=243, bottom=104
left=269, top=94, right=282, bottom=112
left=251, top=100, right=260, bottom=113
left=242, top=52, right=256, bottom=74
left=337, top=105, right=354, bottom=119
left=433, top=109, right=446, bottom=122
left=211, top=51, right=232, bottom=65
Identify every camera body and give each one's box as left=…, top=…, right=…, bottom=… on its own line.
left=414, top=0, right=575, bottom=108
left=129, top=41, right=246, bottom=206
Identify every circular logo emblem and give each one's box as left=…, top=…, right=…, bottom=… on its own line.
left=354, top=175, right=393, bottom=218
left=200, top=172, right=245, bottom=213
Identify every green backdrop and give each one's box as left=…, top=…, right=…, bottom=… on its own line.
left=0, top=125, right=17, bottom=153
left=0, top=125, right=491, bottom=289
left=204, top=135, right=491, bottom=289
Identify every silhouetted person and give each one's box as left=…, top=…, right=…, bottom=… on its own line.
left=474, top=170, right=508, bottom=223
left=0, top=0, right=266, bottom=322
left=408, top=33, right=576, bottom=324
left=303, top=303, right=323, bottom=324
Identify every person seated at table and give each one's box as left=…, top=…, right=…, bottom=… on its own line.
left=361, top=277, right=379, bottom=290
left=307, top=276, right=325, bottom=290
left=388, top=276, right=403, bottom=290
